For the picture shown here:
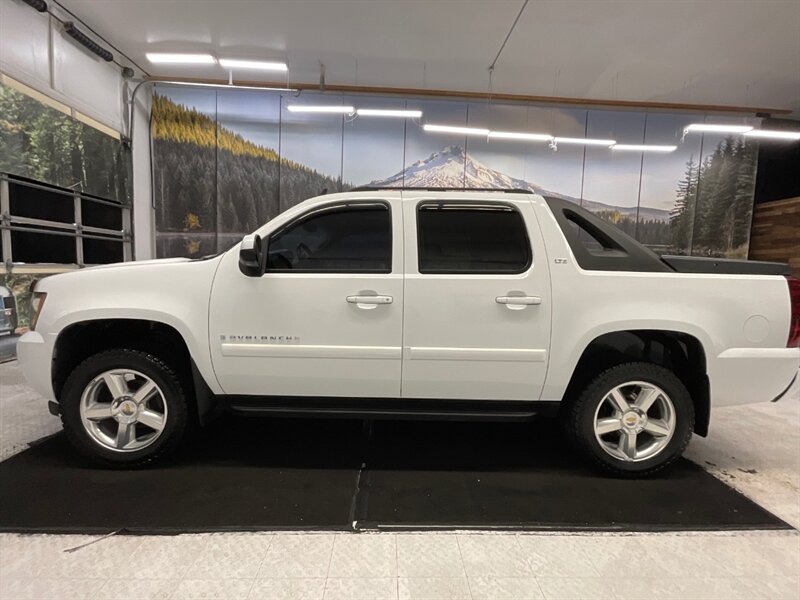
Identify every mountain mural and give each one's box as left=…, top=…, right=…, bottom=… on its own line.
left=369, top=145, right=671, bottom=223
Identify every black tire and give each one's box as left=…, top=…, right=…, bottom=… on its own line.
left=565, top=362, right=694, bottom=478
left=60, top=349, right=188, bottom=468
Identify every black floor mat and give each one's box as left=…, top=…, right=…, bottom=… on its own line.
left=0, top=415, right=789, bottom=533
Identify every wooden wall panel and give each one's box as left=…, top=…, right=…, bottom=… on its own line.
left=749, top=197, right=800, bottom=278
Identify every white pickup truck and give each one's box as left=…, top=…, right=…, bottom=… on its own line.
left=17, top=189, right=800, bottom=476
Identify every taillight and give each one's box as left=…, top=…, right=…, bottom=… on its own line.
left=787, top=276, right=800, bottom=348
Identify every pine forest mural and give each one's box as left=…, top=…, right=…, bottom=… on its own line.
left=0, top=83, right=131, bottom=203
left=151, top=86, right=759, bottom=259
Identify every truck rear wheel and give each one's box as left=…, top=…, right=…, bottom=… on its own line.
left=60, top=349, right=188, bottom=467
left=565, top=362, right=694, bottom=477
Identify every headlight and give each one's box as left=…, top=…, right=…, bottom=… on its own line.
left=31, top=292, right=47, bottom=331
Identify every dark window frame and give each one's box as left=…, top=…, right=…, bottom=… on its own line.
left=264, top=200, right=393, bottom=275
left=415, top=201, right=533, bottom=275
left=1, top=173, right=131, bottom=268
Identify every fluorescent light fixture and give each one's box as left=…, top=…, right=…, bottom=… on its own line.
left=612, top=144, right=677, bottom=152
left=488, top=131, right=553, bottom=142
left=553, top=137, right=616, bottom=146
left=743, top=129, right=800, bottom=141
left=356, top=108, right=422, bottom=118
left=218, top=58, right=288, bottom=71
left=146, top=53, right=216, bottom=64
left=287, top=105, right=355, bottom=113
left=684, top=123, right=753, bottom=134
left=423, top=124, right=490, bottom=136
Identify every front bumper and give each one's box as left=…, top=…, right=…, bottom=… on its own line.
left=16, top=331, right=56, bottom=401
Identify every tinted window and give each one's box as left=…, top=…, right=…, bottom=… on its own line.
left=417, top=203, right=531, bottom=274
left=565, top=210, right=627, bottom=258
left=266, top=204, right=391, bottom=273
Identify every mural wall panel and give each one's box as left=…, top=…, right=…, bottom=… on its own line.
left=151, top=85, right=761, bottom=260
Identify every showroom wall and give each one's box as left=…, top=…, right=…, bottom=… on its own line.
left=152, top=85, right=761, bottom=259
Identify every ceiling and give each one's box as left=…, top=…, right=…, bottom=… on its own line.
left=57, top=0, right=800, bottom=114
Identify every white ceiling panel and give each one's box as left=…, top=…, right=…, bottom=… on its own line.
left=56, top=0, right=800, bottom=113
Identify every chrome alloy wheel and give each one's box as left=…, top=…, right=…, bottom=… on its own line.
left=592, top=381, right=676, bottom=462
left=79, top=369, right=168, bottom=452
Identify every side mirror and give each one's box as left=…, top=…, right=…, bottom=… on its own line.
left=238, top=234, right=263, bottom=277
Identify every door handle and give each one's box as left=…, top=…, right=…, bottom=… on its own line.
left=347, top=295, right=393, bottom=309
left=496, top=295, right=542, bottom=307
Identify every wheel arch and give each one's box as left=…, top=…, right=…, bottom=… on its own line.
left=52, top=318, right=219, bottom=425
left=561, top=329, right=710, bottom=436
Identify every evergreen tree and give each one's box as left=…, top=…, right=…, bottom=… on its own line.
left=670, top=156, right=698, bottom=254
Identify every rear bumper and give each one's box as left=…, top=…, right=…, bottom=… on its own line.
left=712, top=347, right=800, bottom=407
left=16, top=331, right=56, bottom=401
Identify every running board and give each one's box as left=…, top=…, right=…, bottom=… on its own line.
left=222, top=396, right=560, bottom=422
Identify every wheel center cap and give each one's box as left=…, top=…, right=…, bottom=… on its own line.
left=622, top=409, right=646, bottom=431
left=113, top=398, right=138, bottom=423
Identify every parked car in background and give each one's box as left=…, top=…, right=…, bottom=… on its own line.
left=0, top=285, right=18, bottom=335
left=15, top=189, right=800, bottom=476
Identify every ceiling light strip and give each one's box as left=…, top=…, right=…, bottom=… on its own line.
left=218, top=59, right=288, bottom=71
left=612, top=144, right=677, bottom=152
left=684, top=123, right=753, bottom=134
left=743, top=129, right=800, bottom=141
left=423, top=124, right=490, bottom=136
left=554, top=137, right=616, bottom=147
left=488, top=131, right=552, bottom=141
left=287, top=105, right=355, bottom=113
left=356, top=109, right=422, bottom=118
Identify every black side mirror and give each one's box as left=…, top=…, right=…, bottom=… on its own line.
left=239, top=234, right=263, bottom=277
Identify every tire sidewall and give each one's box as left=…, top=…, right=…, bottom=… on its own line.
left=60, top=350, right=186, bottom=465
left=576, top=363, right=694, bottom=475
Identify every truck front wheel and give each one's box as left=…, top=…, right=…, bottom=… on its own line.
left=59, top=349, right=188, bottom=467
left=565, top=362, right=695, bottom=477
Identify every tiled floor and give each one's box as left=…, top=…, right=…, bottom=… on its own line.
left=1, top=361, right=798, bottom=599
left=1, top=531, right=799, bottom=599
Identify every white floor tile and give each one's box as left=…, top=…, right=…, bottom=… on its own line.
left=171, top=578, right=255, bottom=599
left=95, top=578, right=177, bottom=600
left=468, top=576, right=545, bottom=599
left=184, top=533, right=272, bottom=579
left=0, top=578, right=104, bottom=600
left=396, top=535, right=465, bottom=578
left=49, top=535, right=145, bottom=579
left=257, top=534, right=334, bottom=578
left=124, top=535, right=210, bottom=580
left=0, top=534, right=97, bottom=578
left=660, top=577, right=772, bottom=600
left=634, top=534, right=742, bottom=577
left=248, top=577, right=326, bottom=600
left=323, top=577, right=398, bottom=600
left=517, top=535, right=601, bottom=577
left=398, top=577, right=471, bottom=600
left=741, top=575, right=800, bottom=600
left=536, top=576, right=618, bottom=599
left=327, top=533, right=397, bottom=577
left=457, top=534, right=532, bottom=577
left=707, top=533, right=800, bottom=578
left=582, top=535, right=663, bottom=576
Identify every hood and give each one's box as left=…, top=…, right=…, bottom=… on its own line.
left=81, top=257, right=193, bottom=272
